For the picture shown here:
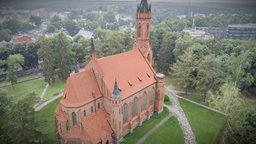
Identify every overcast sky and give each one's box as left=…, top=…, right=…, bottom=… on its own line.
left=144, top=0, right=256, bottom=4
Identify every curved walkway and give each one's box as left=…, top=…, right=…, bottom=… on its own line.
left=34, top=93, right=62, bottom=111
left=165, top=86, right=196, bottom=144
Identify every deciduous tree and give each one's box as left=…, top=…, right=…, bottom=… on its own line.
left=6, top=54, right=24, bottom=87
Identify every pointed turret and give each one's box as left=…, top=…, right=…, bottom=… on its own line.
left=112, top=79, right=121, bottom=99
left=90, top=38, right=96, bottom=60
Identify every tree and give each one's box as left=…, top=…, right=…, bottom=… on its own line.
left=46, top=24, right=55, bottom=33
left=173, top=33, right=193, bottom=58
left=6, top=54, right=24, bottom=87
left=56, top=33, right=72, bottom=81
left=12, top=43, right=39, bottom=69
left=207, top=82, right=250, bottom=144
left=38, top=37, right=55, bottom=85
left=2, top=19, right=22, bottom=34
left=0, top=90, right=10, bottom=116
left=157, top=32, right=177, bottom=74
left=228, top=51, right=254, bottom=89
left=0, top=93, right=51, bottom=143
left=196, top=54, right=223, bottom=101
left=123, top=29, right=134, bottom=51
left=50, top=15, right=62, bottom=30
left=237, top=112, right=256, bottom=144
left=0, top=29, right=12, bottom=42
left=104, top=12, right=116, bottom=23
left=29, top=16, right=42, bottom=26
left=63, top=20, right=80, bottom=36
left=171, top=49, right=199, bottom=95
left=71, top=37, right=90, bottom=63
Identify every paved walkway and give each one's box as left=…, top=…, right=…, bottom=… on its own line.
left=40, top=83, right=49, bottom=100
left=34, top=93, right=63, bottom=111
left=165, top=86, right=197, bottom=144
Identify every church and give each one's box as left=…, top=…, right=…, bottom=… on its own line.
left=54, top=0, right=165, bottom=143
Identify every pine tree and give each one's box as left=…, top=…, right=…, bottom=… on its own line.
left=56, top=33, right=72, bottom=81
left=38, top=37, right=55, bottom=85
left=157, top=32, right=177, bottom=74
left=170, top=49, right=199, bottom=95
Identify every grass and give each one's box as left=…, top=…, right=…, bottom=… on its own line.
left=121, top=107, right=169, bottom=144
left=180, top=99, right=227, bottom=144
left=164, top=95, right=171, bottom=105
left=0, top=78, right=45, bottom=103
left=181, top=95, right=205, bottom=104
left=44, top=79, right=65, bottom=100
left=143, top=117, right=185, bottom=144
left=0, top=75, right=40, bottom=88
left=35, top=98, right=61, bottom=142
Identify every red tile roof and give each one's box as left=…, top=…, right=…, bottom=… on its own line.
left=12, top=36, right=33, bottom=43
left=81, top=108, right=113, bottom=144
left=97, top=48, right=156, bottom=99
left=60, top=69, right=102, bottom=107
left=60, top=48, right=156, bottom=107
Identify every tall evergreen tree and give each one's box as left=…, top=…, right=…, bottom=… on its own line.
left=196, top=54, right=224, bottom=100
left=157, top=32, right=177, bottom=74
left=38, top=37, right=55, bottom=85
left=56, top=33, right=72, bottom=81
left=171, top=49, right=199, bottom=95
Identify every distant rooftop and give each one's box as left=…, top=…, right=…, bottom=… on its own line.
left=228, top=23, right=256, bottom=28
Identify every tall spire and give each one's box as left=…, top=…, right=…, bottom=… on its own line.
left=137, top=0, right=151, bottom=13
left=112, top=79, right=121, bottom=99
left=90, top=38, right=96, bottom=59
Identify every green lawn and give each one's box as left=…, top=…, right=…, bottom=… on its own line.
left=44, top=79, right=65, bottom=100
left=180, top=99, right=227, bottom=144
left=35, top=98, right=61, bottom=142
left=143, top=117, right=185, bottom=144
left=0, top=78, right=45, bottom=103
left=121, top=107, right=169, bottom=144
left=181, top=95, right=205, bottom=104
left=0, top=75, right=40, bottom=88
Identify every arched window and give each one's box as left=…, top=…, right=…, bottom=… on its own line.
left=141, top=93, right=147, bottom=112
left=150, top=88, right=155, bottom=105
left=91, top=106, right=93, bottom=113
left=137, top=24, right=141, bottom=37
left=147, top=23, right=149, bottom=37
left=132, top=97, right=138, bottom=117
left=122, top=103, right=128, bottom=124
left=84, top=110, right=86, bottom=116
left=72, top=112, right=77, bottom=126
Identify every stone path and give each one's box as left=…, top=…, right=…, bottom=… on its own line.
left=165, top=86, right=196, bottom=144
left=34, top=93, right=63, bottom=111
left=33, top=83, right=49, bottom=109
left=136, top=110, right=173, bottom=144
left=40, top=83, right=49, bottom=100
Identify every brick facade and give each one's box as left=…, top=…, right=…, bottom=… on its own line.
left=54, top=0, right=165, bottom=143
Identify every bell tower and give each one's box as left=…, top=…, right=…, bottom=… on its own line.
left=135, top=0, right=153, bottom=65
